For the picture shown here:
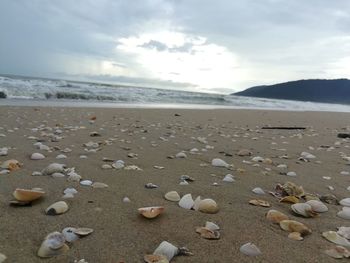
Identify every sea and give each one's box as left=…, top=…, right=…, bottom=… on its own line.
left=1, top=75, right=350, bottom=112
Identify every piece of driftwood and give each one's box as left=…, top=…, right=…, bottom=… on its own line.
left=338, top=133, right=350, bottom=138
left=261, top=126, right=306, bottom=130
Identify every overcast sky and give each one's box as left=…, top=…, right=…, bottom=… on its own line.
left=1, top=0, right=350, bottom=93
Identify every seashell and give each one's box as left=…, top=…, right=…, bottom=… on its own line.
left=222, top=174, right=235, bottom=182
left=337, top=207, right=350, bottom=220
left=338, top=227, right=350, bottom=239
left=180, top=175, right=194, bottom=182
left=288, top=232, right=303, bottom=241
left=193, top=196, right=202, bottom=211
left=179, top=180, right=189, bottom=185
left=263, top=158, right=273, bottom=164
left=0, top=253, right=7, bottom=263
left=92, top=182, right=108, bottom=188
left=67, top=173, right=81, bottom=182
left=300, top=152, right=316, bottom=159
left=37, top=231, right=69, bottom=258
left=279, top=220, right=311, bottom=236
left=279, top=196, right=299, bottom=204
left=211, top=158, right=228, bottom=168
left=13, top=188, right=45, bottom=202
left=51, top=172, right=65, bottom=178
left=239, top=242, right=262, bottom=256
left=237, top=149, right=252, bottom=156
left=179, top=194, right=194, bottom=210
left=0, top=159, right=21, bottom=171
left=153, top=241, right=179, bottom=261
left=30, top=153, right=45, bottom=160
left=303, top=194, right=319, bottom=202
left=138, top=206, right=164, bottom=219
left=306, top=200, right=328, bottom=213
left=62, top=227, right=79, bottom=243
left=340, top=198, right=350, bottom=207
left=252, top=156, right=264, bottom=162
left=63, top=188, right=77, bottom=195
left=112, top=160, right=125, bottom=169
left=124, top=165, right=142, bottom=171
left=195, top=227, right=220, bottom=239
left=324, top=246, right=350, bottom=259
left=80, top=180, right=93, bottom=186
left=56, top=154, right=67, bottom=159
left=73, top=227, right=94, bottom=236
left=175, top=152, right=187, bottom=158
left=164, top=191, right=180, bottom=202
left=0, top=147, right=8, bottom=156
left=145, top=183, right=158, bottom=189
left=205, top=221, right=220, bottom=231
left=42, top=163, right=65, bottom=175
left=291, top=203, right=318, bottom=217
left=123, top=197, right=131, bottom=203
left=46, top=201, right=69, bottom=215
left=286, top=171, right=297, bottom=177
left=249, top=199, right=270, bottom=207
left=198, top=199, right=219, bottom=214
left=322, top=231, right=350, bottom=247
left=252, top=187, right=265, bottom=195
left=266, top=210, right=289, bottom=223
left=144, top=254, right=169, bottom=263
left=101, top=164, right=112, bottom=169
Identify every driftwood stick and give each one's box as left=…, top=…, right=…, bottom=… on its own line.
left=261, top=126, right=306, bottom=130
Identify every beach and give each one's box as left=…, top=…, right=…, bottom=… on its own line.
left=1, top=106, right=350, bottom=262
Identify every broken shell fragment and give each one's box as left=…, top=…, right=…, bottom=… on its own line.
left=288, top=232, right=303, bottom=241
left=37, top=232, right=69, bottom=258
left=324, top=246, right=350, bottom=259
left=195, top=227, right=220, bottom=239
left=138, top=206, right=164, bottom=219
left=266, top=210, right=289, bottom=223
left=91, top=182, right=108, bottom=188
left=144, top=254, right=169, bottom=263
left=178, top=194, right=194, bottom=210
left=249, top=199, right=270, bottom=207
left=0, top=159, right=21, bottom=171
left=45, top=201, right=69, bottom=215
left=73, top=228, right=94, bottom=236
left=279, top=220, right=311, bottom=236
left=322, top=231, right=350, bottom=247
left=13, top=188, right=45, bottom=202
left=198, top=199, right=219, bottom=214
left=291, top=203, right=318, bottom=218
left=239, top=242, right=262, bottom=256
left=164, top=191, right=180, bottom=202
left=153, top=241, right=179, bottom=261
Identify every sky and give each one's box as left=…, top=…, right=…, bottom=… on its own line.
left=0, top=0, right=350, bottom=94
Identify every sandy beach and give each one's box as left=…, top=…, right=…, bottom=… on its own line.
left=1, top=106, right=350, bottom=262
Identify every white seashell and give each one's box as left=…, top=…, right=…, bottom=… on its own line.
left=46, top=201, right=69, bottom=215
left=198, top=199, right=219, bottom=214
left=74, top=228, right=93, bottom=236
left=240, top=242, right=262, bottom=256
left=175, top=152, right=187, bottom=158
left=0, top=147, right=8, bottom=156
left=39, top=144, right=50, bottom=151
left=56, top=154, right=67, bottom=159
left=42, top=163, right=65, bottom=175
left=63, top=188, right=77, bottom=195
left=179, top=180, right=189, bottom=185
left=164, top=191, right=180, bottom=202
left=337, top=207, right=350, bottom=220
left=223, top=174, right=235, bottom=182
left=286, top=171, right=297, bottom=177
left=322, top=231, right=350, bottom=247
left=178, top=194, right=194, bottom=209
left=252, top=187, right=265, bottom=195
left=252, top=156, right=264, bottom=162
left=101, top=164, right=112, bottom=169
left=79, top=155, right=87, bottom=159
left=300, top=152, right=316, bottom=159
left=306, top=200, right=328, bottom=213
left=80, top=180, right=93, bottom=186
left=340, top=198, right=350, bottom=207
left=67, top=172, right=81, bottom=182
left=51, top=172, right=65, bottom=178
left=0, top=170, right=9, bottom=175
left=277, top=164, right=287, bottom=169
left=62, top=193, right=74, bottom=199
left=153, top=241, right=179, bottom=261
left=211, top=158, right=228, bottom=167
left=338, top=227, right=350, bottom=239
left=205, top=221, right=220, bottom=231
left=291, top=203, right=317, bottom=217
left=37, top=232, right=69, bottom=258
left=31, top=152, right=45, bottom=160
left=123, top=197, right=131, bottom=203
left=193, top=196, right=202, bottom=211
left=112, top=160, right=124, bottom=169
left=62, top=227, right=79, bottom=243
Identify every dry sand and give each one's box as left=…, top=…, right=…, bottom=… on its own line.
left=1, top=106, right=350, bottom=262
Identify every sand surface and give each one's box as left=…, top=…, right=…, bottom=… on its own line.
left=1, top=106, right=350, bottom=262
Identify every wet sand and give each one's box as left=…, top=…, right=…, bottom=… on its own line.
left=1, top=106, right=350, bottom=262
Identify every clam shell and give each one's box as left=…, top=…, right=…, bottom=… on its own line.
left=30, top=153, right=45, bottom=160
left=279, top=220, right=311, bottom=236
left=62, top=227, right=79, bottom=243
left=324, top=246, right=350, bottom=259
left=340, top=198, right=350, bottom=207
left=198, top=199, right=219, bottom=214
left=178, top=194, right=194, bottom=210
left=222, top=174, right=235, bottom=182
left=73, top=227, right=94, bottom=236
left=67, top=173, right=81, bottom=182
left=37, top=232, right=69, bottom=258
left=13, top=188, right=45, bottom=202
left=288, top=232, right=303, bottom=241
left=45, top=201, right=69, bottom=215
left=252, top=187, right=265, bottom=195
left=138, top=206, right=164, bottom=219
left=337, top=208, right=350, bottom=220
left=205, top=221, right=220, bottom=231
left=153, top=241, right=179, bottom=261
left=144, top=254, right=169, bottom=263
left=322, top=231, right=350, bottom=247
left=249, top=199, right=270, bottom=207
left=164, top=191, right=180, bottom=202
left=80, top=180, right=93, bottom=186
left=175, top=152, right=187, bottom=158
left=291, top=203, right=318, bottom=217
left=338, top=227, right=350, bottom=239
left=42, top=163, right=65, bottom=175
left=266, top=210, right=289, bottom=223
left=211, top=158, right=229, bottom=167
left=193, top=196, right=202, bottom=211
left=0, top=159, right=21, bottom=171
left=306, top=200, right=328, bottom=213
left=239, top=242, right=262, bottom=256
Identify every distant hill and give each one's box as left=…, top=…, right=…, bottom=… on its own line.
left=234, top=79, right=350, bottom=104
